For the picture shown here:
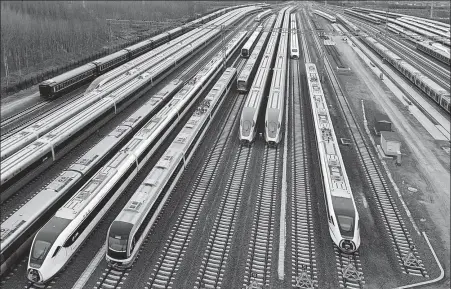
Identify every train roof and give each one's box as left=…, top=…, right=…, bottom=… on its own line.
left=397, top=18, right=449, bottom=38
left=305, top=62, right=353, bottom=201
left=313, top=9, right=336, bottom=21
left=242, top=25, right=263, bottom=51
left=114, top=68, right=236, bottom=225
left=52, top=81, right=190, bottom=221
left=40, top=63, right=97, bottom=86
left=417, top=40, right=450, bottom=57
left=92, top=49, right=129, bottom=65
left=124, top=39, right=153, bottom=52
left=399, top=60, right=446, bottom=93
left=0, top=170, right=79, bottom=250
left=403, top=16, right=450, bottom=30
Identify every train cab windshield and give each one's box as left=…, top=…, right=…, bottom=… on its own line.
left=107, top=221, right=133, bottom=260
left=241, top=107, right=256, bottom=137
left=337, top=215, right=354, bottom=232
left=332, top=196, right=356, bottom=237
left=29, top=217, right=71, bottom=268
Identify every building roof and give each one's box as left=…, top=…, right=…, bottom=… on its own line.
left=381, top=131, right=401, bottom=142
left=373, top=111, right=391, bottom=123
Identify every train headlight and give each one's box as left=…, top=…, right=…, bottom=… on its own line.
left=27, top=268, right=42, bottom=283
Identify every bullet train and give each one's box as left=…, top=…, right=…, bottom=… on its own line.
left=313, top=9, right=336, bottom=23
left=237, top=15, right=276, bottom=93
left=305, top=63, right=360, bottom=253
left=26, top=21, right=249, bottom=284
left=0, top=80, right=183, bottom=277
left=351, top=6, right=404, bottom=19
left=38, top=4, right=251, bottom=99
left=241, top=24, right=263, bottom=58
left=290, top=13, right=299, bottom=59
left=240, top=7, right=288, bottom=144
left=265, top=8, right=291, bottom=145
left=255, top=9, right=271, bottom=22
left=106, top=68, right=237, bottom=268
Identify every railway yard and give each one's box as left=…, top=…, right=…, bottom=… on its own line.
left=0, top=2, right=450, bottom=289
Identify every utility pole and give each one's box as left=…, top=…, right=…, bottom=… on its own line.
left=430, top=1, right=434, bottom=19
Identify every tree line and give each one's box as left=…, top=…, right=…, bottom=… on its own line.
left=1, top=1, right=230, bottom=94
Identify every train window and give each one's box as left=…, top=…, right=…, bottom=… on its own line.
left=52, top=246, right=61, bottom=257
left=329, top=216, right=334, bottom=225
left=337, top=215, right=353, bottom=232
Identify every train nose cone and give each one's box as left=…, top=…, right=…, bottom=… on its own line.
left=27, top=268, right=42, bottom=283
left=241, top=120, right=252, bottom=137
left=339, top=239, right=356, bottom=253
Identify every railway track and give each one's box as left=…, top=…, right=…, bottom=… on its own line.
left=194, top=145, right=253, bottom=289
left=1, top=101, right=47, bottom=135
left=94, top=267, right=130, bottom=289
left=334, top=248, right=365, bottom=289
left=145, top=94, right=245, bottom=289
left=0, top=92, right=86, bottom=140
left=289, top=60, right=318, bottom=288
left=349, top=17, right=450, bottom=91
left=241, top=146, right=279, bottom=288
left=323, top=52, right=428, bottom=278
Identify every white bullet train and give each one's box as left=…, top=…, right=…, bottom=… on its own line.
left=106, top=68, right=237, bottom=268
left=239, top=7, right=288, bottom=145
left=241, top=24, right=263, bottom=58
left=313, top=9, right=336, bottom=23
left=255, top=9, right=272, bottom=22
left=290, top=14, right=300, bottom=59
left=264, top=8, right=291, bottom=145
left=237, top=15, right=276, bottom=93
left=305, top=63, right=360, bottom=253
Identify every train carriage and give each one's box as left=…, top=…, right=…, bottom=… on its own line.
left=363, top=36, right=450, bottom=113
left=237, top=15, right=277, bottom=93
left=106, top=68, right=237, bottom=268
left=290, top=14, right=300, bottom=59
left=313, top=9, right=336, bottom=23
left=265, top=7, right=292, bottom=145
left=255, top=9, right=271, bottom=22
left=239, top=7, right=289, bottom=144
left=305, top=63, right=360, bottom=253
left=241, top=25, right=263, bottom=58
left=416, top=40, right=450, bottom=65
left=38, top=63, right=97, bottom=98
left=336, top=14, right=360, bottom=35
